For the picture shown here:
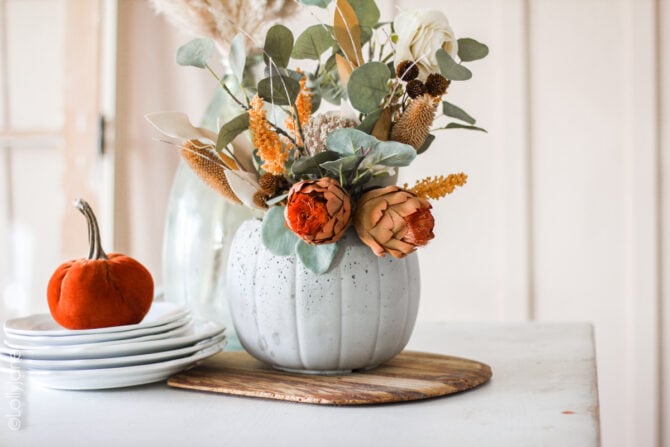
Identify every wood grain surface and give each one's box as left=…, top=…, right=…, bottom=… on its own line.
left=167, top=350, right=492, bottom=405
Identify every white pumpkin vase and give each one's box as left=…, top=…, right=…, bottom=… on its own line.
left=226, top=218, right=421, bottom=374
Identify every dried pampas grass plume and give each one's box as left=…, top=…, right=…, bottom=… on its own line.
left=181, top=140, right=242, bottom=204
left=150, top=0, right=299, bottom=51
left=390, top=94, right=440, bottom=150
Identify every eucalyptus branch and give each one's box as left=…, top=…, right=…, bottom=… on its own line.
left=206, top=65, right=249, bottom=110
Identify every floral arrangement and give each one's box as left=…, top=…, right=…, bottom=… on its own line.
left=148, top=0, right=488, bottom=274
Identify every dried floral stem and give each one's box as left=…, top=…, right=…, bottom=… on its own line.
left=206, top=65, right=249, bottom=110
left=404, top=173, right=468, bottom=200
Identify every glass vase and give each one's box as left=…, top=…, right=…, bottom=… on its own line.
left=162, top=160, right=256, bottom=350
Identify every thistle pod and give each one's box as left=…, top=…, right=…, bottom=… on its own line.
left=47, top=199, right=154, bottom=329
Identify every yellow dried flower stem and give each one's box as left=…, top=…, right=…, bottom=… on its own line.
left=284, top=71, right=312, bottom=147
left=404, top=173, right=468, bottom=200
left=180, top=140, right=241, bottom=204
left=249, top=95, right=288, bottom=175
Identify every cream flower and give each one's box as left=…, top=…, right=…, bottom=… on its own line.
left=393, top=10, right=458, bottom=80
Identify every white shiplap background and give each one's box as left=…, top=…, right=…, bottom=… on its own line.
left=0, top=0, right=667, bottom=445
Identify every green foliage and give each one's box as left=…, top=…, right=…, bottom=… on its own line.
left=264, top=25, right=294, bottom=68
left=291, top=151, right=340, bottom=176
left=257, top=76, right=300, bottom=106
left=293, top=25, right=336, bottom=60
left=320, top=155, right=362, bottom=176
left=215, top=112, right=250, bottom=151
left=436, top=49, right=472, bottom=81
left=442, top=101, right=476, bottom=125
left=296, top=240, right=339, bottom=274
left=229, top=34, right=247, bottom=83
left=356, top=109, right=382, bottom=134
left=348, top=0, right=380, bottom=28
left=444, top=122, right=487, bottom=132
left=457, top=38, right=489, bottom=62
left=326, top=128, right=378, bottom=155
left=261, top=206, right=299, bottom=256
left=416, top=134, right=435, bottom=155
left=298, top=0, right=331, bottom=7
left=347, top=62, right=392, bottom=113
left=366, top=140, right=416, bottom=167
left=321, top=128, right=415, bottom=182
left=176, top=38, right=215, bottom=69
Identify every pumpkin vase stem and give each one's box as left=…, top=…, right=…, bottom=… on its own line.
left=73, top=198, right=109, bottom=261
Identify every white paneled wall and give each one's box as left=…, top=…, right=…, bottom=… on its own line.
left=396, top=0, right=667, bottom=445
left=661, top=1, right=670, bottom=444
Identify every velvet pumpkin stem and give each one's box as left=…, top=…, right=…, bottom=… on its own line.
left=73, top=199, right=109, bottom=260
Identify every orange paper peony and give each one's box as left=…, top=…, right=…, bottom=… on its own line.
left=285, top=177, right=352, bottom=244
left=354, top=186, right=435, bottom=258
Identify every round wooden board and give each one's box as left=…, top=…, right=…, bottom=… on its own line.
left=167, top=350, right=492, bottom=405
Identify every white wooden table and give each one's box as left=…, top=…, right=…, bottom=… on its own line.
left=0, top=322, right=600, bottom=446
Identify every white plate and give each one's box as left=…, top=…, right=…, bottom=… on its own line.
left=3, top=315, right=191, bottom=346
left=0, top=321, right=225, bottom=360
left=3, top=302, right=189, bottom=336
left=0, top=333, right=226, bottom=371
left=3, top=320, right=193, bottom=350
left=21, top=344, right=224, bottom=390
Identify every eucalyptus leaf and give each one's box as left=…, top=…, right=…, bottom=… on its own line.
left=320, top=155, right=362, bottom=175
left=257, top=76, right=300, bottom=106
left=442, top=101, right=476, bottom=125
left=296, top=240, right=339, bottom=274
left=326, top=128, right=379, bottom=155
left=292, top=25, right=336, bottom=60
left=291, top=151, right=340, bottom=176
left=348, top=0, right=380, bottom=27
left=298, top=0, right=331, bottom=7
left=416, top=133, right=435, bottom=155
left=347, top=62, right=391, bottom=113
left=216, top=112, right=250, bottom=151
left=357, top=109, right=382, bottom=133
left=266, top=193, right=288, bottom=207
left=229, top=34, right=247, bottom=83
left=457, top=38, right=489, bottom=62
left=366, top=140, right=416, bottom=167
left=176, top=38, right=215, bottom=69
left=264, top=24, right=294, bottom=68
left=436, top=49, right=472, bottom=81
left=444, top=122, right=487, bottom=132
left=261, top=206, right=299, bottom=256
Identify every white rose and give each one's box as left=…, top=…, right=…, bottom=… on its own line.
left=393, top=10, right=458, bottom=80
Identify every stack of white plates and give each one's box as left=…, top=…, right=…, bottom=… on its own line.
left=0, top=302, right=225, bottom=390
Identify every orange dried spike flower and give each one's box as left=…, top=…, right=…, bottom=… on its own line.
left=284, top=71, right=312, bottom=146
left=404, top=173, right=468, bottom=200
left=249, top=95, right=287, bottom=175
left=180, top=140, right=241, bottom=204
left=295, top=71, right=312, bottom=127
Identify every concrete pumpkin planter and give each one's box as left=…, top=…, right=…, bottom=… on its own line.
left=226, top=219, right=421, bottom=374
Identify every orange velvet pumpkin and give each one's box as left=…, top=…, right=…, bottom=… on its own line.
left=47, top=199, right=154, bottom=329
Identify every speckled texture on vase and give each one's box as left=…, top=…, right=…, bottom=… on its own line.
left=226, top=219, right=421, bottom=374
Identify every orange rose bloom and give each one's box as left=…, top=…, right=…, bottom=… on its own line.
left=354, top=186, right=435, bottom=258
left=285, top=177, right=352, bottom=244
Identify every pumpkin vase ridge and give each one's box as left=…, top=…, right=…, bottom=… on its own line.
left=226, top=219, right=420, bottom=374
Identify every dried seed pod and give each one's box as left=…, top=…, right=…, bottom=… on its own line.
left=253, top=191, right=269, bottom=209
left=406, top=79, right=426, bottom=99
left=258, top=173, right=279, bottom=195
left=390, top=94, right=439, bottom=150
left=425, top=73, right=450, bottom=97
left=396, top=60, right=419, bottom=81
